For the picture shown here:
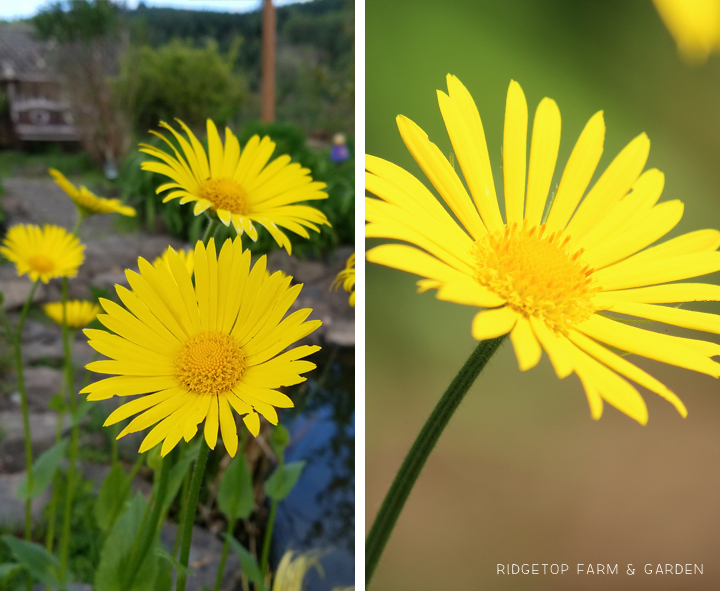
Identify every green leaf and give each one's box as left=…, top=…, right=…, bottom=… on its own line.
left=224, top=535, right=267, bottom=591
left=265, top=460, right=306, bottom=502
left=70, top=397, right=94, bottom=428
left=0, top=563, right=24, bottom=580
left=16, top=439, right=69, bottom=501
left=1, top=535, right=67, bottom=587
left=94, top=463, right=131, bottom=533
left=217, top=453, right=254, bottom=519
left=155, top=546, right=193, bottom=576
left=48, top=393, right=68, bottom=414
left=94, top=493, right=158, bottom=591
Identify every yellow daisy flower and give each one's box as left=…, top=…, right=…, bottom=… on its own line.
left=153, top=246, right=195, bottom=276
left=81, top=237, right=322, bottom=457
left=44, top=300, right=101, bottom=328
left=0, top=224, right=85, bottom=283
left=140, top=119, right=330, bottom=254
left=49, top=169, right=136, bottom=217
left=365, top=75, right=720, bottom=425
left=653, top=0, right=720, bottom=62
left=331, top=253, right=356, bottom=307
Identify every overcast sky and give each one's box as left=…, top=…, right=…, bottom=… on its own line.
left=0, top=0, right=309, bottom=21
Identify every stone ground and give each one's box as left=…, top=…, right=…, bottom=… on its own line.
left=0, top=177, right=355, bottom=588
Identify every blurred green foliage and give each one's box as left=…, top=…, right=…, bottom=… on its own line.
left=124, top=0, right=354, bottom=134
left=113, top=39, right=246, bottom=134
left=118, top=122, right=354, bottom=257
left=33, top=0, right=119, bottom=43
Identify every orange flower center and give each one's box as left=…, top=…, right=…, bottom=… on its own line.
left=473, top=221, right=598, bottom=334
left=175, top=332, right=246, bottom=395
left=200, top=178, right=250, bottom=215
left=27, top=254, right=55, bottom=274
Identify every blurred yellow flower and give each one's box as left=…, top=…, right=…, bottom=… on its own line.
left=366, top=75, right=720, bottom=424
left=44, top=300, right=101, bottom=329
left=49, top=169, right=136, bottom=217
left=272, top=550, right=324, bottom=591
left=653, top=0, right=720, bottom=62
left=153, top=245, right=195, bottom=276
left=0, top=224, right=85, bottom=283
left=331, top=253, right=355, bottom=307
left=82, top=237, right=321, bottom=457
left=140, top=119, right=330, bottom=254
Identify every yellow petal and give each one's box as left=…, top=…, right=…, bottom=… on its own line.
left=396, top=115, right=487, bottom=240
left=567, top=329, right=687, bottom=417
left=444, top=75, right=504, bottom=231
left=509, top=315, right=542, bottom=371
left=502, top=80, right=528, bottom=225
left=471, top=306, right=518, bottom=340
left=529, top=316, right=573, bottom=378
left=577, top=314, right=720, bottom=377
left=546, top=111, right=605, bottom=232
left=594, top=251, right=720, bottom=291
left=566, top=133, right=650, bottom=241
left=525, top=98, right=561, bottom=227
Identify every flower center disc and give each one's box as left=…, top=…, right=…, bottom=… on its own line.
left=473, top=222, right=597, bottom=333
left=27, top=254, right=55, bottom=273
left=200, top=178, right=250, bottom=215
left=175, top=332, right=246, bottom=395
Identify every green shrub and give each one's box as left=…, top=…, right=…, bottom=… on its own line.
left=113, top=39, right=246, bottom=135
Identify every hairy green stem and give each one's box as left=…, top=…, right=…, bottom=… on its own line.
left=59, top=279, right=78, bottom=581
left=365, top=336, right=507, bottom=587
left=177, top=440, right=211, bottom=591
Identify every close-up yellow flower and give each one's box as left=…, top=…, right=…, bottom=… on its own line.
left=653, top=0, right=720, bottom=62
left=81, top=238, right=322, bottom=457
left=49, top=168, right=137, bottom=217
left=365, top=75, right=720, bottom=425
left=44, top=300, right=101, bottom=328
left=331, top=253, right=356, bottom=307
left=153, top=245, right=195, bottom=276
left=0, top=224, right=85, bottom=283
left=140, top=119, right=330, bottom=254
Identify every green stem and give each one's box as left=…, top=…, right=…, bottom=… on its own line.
left=172, top=465, right=192, bottom=558
left=365, top=336, right=507, bottom=587
left=45, top=388, right=65, bottom=553
left=202, top=217, right=220, bottom=244
left=260, top=500, right=277, bottom=576
left=1, top=281, right=39, bottom=591
left=213, top=430, right=247, bottom=591
left=176, top=440, right=211, bottom=591
left=124, top=455, right=171, bottom=591
left=213, top=516, right=237, bottom=591
left=59, top=279, right=78, bottom=581
left=71, top=212, right=84, bottom=238
left=261, top=437, right=284, bottom=576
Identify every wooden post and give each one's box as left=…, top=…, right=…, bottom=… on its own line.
left=261, top=0, right=276, bottom=123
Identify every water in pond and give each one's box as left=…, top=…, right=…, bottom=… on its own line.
left=271, top=345, right=355, bottom=590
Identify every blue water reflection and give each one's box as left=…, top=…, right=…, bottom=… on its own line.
left=272, top=347, right=355, bottom=591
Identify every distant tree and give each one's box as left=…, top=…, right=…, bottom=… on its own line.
left=34, top=0, right=129, bottom=166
